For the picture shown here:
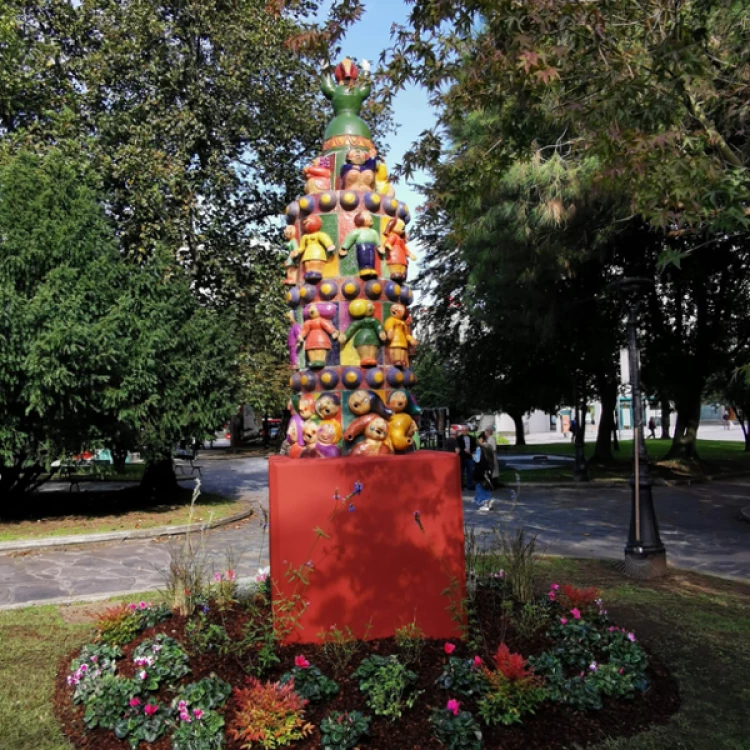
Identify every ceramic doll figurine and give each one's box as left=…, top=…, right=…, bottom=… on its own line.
left=349, top=416, right=393, bottom=456
left=388, top=413, right=417, bottom=452
left=298, top=304, right=339, bottom=369
left=320, top=57, right=373, bottom=146
left=293, top=215, right=336, bottom=283
left=287, top=311, right=302, bottom=369
left=303, top=155, right=333, bottom=194
left=283, top=226, right=300, bottom=286
left=301, top=420, right=319, bottom=453
left=315, top=392, right=341, bottom=420
left=347, top=389, right=393, bottom=420
left=381, top=218, right=417, bottom=282
left=339, top=211, right=384, bottom=280
left=312, top=420, right=343, bottom=458
left=297, top=393, right=317, bottom=421
left=340, top=300, right=386, bottom=367
left=383, top=303, right=418, bottom=368
left=340, top=147, right=378, bottom=191
left=285, top=414, right=305, bottom=458
left=375, top=161, right=395, bottom=197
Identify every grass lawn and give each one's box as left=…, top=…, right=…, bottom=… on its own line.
left=2, top=560, right=748, bottom=750
left=499, top=438, right=750, bottom=484
left=0, top=488, right=248, bottom=543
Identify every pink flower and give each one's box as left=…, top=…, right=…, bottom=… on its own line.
left=139, top=601, right=147, bottom=610
left=138, top=670, right=147, bottom=680
left=619, top=668, right=625, bottom=675
left=627, top=632, right=637, bottom=642
left=128, top=603, right=137, bottom=611
left=129, top=697, right=141, bottom=707
left=548, top=591, right=557, bottom=601
left=294, top=654, right=311, bottom=668
left=213, top=572, right=222, bottom=582
left=226, top=569, right=236, bottom=581
left=473, top=656, right=483, bottom=667
left=444, top=642, right=456, bottom=654
left=446, top=699, right=461, bottom=716
left=570, top=608, right=582, bottom=620
left=560, top=617, right=568, bottom=625
left=193, top=708, right=204, bottom=720
left=144, top=704, right=158, bottom=716
left=609, top=626, right=616, bottom=632
left=179, top=710, right=191, bottom=722
left=551, top=584, right=560, bottom=590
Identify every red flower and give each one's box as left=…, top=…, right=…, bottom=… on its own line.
left=294, top=654, right=311, bottom=668
left=444, top=642, right=456, bottom=654
left=144, top=704, right=158, bottom=716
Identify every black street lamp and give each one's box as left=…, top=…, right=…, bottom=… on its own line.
left=610, top=277, right=667, bottom=578
left=573, top=378, right=590, bottom=482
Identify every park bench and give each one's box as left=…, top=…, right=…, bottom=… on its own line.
left=173, top=458, right=203, bottom=477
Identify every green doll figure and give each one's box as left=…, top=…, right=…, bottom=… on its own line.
left=339, top=211, right=383, bottom=279
left=320, top=58, right=373, bottom=157
left=341, top=299, right=386, bottom=367
left=283, top=226, right=299, bottom=286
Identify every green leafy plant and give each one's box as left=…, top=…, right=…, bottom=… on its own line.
left=477, top=644, right=546, bottom=726
left=494, top=528, right=539, bottom=604
left=529, top=651, right=604, bottom=711
left=67, top=643, right=122, bottom=703
left=234, top=600, right=281, bottom=676
left=81, top=674, right=142, bottom=731
left=279, top=657, right=339, bottom=702
left=436, top=656, right=488, bottom=697
left=172, top=707, right=225, bottom=750
left=354, top=655, right=422, bottom=720
left=228, top=677, right=313, bottom=749
left=173, top=676, right=232, bottom=712
left=319, top=710, right=372, bottom=750
left=130, top=601, right=173, bottom=630
left=185, top=610, right=233, bottom=656
left=113, top=698, right=168, bottom=750
left=430, top=700, right=483, bottom=750
left=395, top=620, right=426, bottom=665
left=317, top=624, right=368, bottom=677
left=512, top=601, right=551, bottom=639
left=95, top=605, right=141, bottom=647
left=132, top=634, right=190, bottom=691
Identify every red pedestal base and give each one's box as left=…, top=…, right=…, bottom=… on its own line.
left=268, top=451, right=466, bottom=644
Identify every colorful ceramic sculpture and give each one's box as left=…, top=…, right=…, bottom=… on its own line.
left=287, top=311, right=302, bottom=369
left=340, top=300, right=386, bottom=367
left=375, top=161, right=395, bottom=197
left=349, top=416, right=393, bottom=456
left=384, top=303, right=418, bottom=369
left=285, top=414, right=305, bottom=459
left=315, top=392, right=341, bottom=420
left=381, top=218, right=417, bottom=282
left=295, top=215, right=336, bottom=283
left=299, top=304, right=339, bottom=369
left=313, top=420, right=343, bottom=458
left=304, top=156, right=333, bottom=194
left=347, top=390, right=393, bottom=420
left=389, top=413, right=417, bottom=452
left=339, top=211, right=383, bottom=279
left=283, top=226, right=300, bottom=286
left=340, top=148, right=378, bottom=191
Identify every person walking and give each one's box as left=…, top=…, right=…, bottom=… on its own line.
left=647, top=416, right=657, bottom=439
left=569, top=417, right=577, bottom=443
left=723, top=410, right=731, bottom=430
left=473, top=433, right=494, bottom=512
left=459, top=428, right=476, bottom=490
left=484, top=425, right=500, bottom=486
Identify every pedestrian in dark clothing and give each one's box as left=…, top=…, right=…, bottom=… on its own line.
left=569, top=418, right=577, bottom=443
left=647, top=417, right=656, bottom=439
left=459, top=429, right=477, bottom=490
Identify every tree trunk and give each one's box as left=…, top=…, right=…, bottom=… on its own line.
left=666, top=391, right=702, bottom=460
left=731, top=403, right=750, bottom=452
left=508, top=410, right=526, bottom=446
left=592, top=372, right=617, bottom=463
left=660, top=396, right=671, bottom=440
left=140, top=458, right=178, bottom=496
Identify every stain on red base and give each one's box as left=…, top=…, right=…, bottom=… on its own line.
left=268, top=451, right=466, bottom=644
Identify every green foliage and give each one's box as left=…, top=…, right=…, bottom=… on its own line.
left=132, top=635, right=190, bottom=691
left=171, top=708, right=225, bottom=750
left=436, top=657, right=488, bottom=698
left=67, top=643, right=123, bottom=703
left=477, top=673, right=546, bottom=727
left=113, top=699, right=168, bottom=750
left=185, top=611, right=233, bottom=657
left=228, top=677, right=313, bottom=749
left=430, top=706, right=483, bottom=750
left=394, top=620, right=426, bottom=665
left=511, top=602, right=551, bottom=639
left=173, top=676, right=232, bottom=713
left=353, top=655, right=422, bottom=721
left=82, top=674, right=142, bottom=731
left=319, top=710, right=371, bottom=750
left=317, top=625, right=367, bottom=677
left=279, top=664, right=339, bottom=703
left=95, top=606, right=142, bottom=648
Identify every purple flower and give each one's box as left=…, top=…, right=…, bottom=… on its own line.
left=353, top=481, right=363, bottom=494
left=348, top=503, right=355, bottom=512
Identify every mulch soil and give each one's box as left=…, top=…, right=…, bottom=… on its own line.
left=54, top=590, right=680, bottom=750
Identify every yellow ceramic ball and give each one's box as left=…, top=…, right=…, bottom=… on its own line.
left=348, top=299, right=368, bottom=318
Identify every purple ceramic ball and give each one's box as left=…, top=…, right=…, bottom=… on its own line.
left=399, top=285, right=414, bottom=306
left=319, top=369, right=340, bottom=389
left=318, top=191, right=338, bottom=212
left=385, top=280, right=402, bottom=302
left=342, top=278, right=361, bottom=300
left=363, top=192, right=382, bottom=212
left=299, top=284, right=317, bottom=303
left=285, top=201, right=300, bottom=223
left=342, top=367, right=363, bottom=390
left=396, top=202, right=410, bottom=220
left=366, top=368, right=386, bottom=389
left=386, top=367, right=406, bottom=387
left=364, top=279, right=383, bottom=300
left=285, top=287, right=301, bottom=308
left=308, top=302, right=337, bottom=319
left=298, top=195, right=315, bottom=215
left=290, top=373, right=303, bottom=392
left=318, top=280, right=338, bottom=301
left=340, top=191, right=359, bottom=211
left=402, top=368, right=416, bottom=387
left=299, top=370, right=317, bottom=391
left=384, top=197, right=399, bottom=216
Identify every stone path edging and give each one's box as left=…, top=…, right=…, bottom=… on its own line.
left=0, top=508, right=253, bottom=554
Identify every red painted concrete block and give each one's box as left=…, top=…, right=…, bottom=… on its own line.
left=268, top=451, right=466, bottom=644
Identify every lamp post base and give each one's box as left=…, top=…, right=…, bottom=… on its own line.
left=623, top=547, right=668, bottom=580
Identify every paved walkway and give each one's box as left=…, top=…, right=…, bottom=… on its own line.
left=1, top=456, right=748, bottom=609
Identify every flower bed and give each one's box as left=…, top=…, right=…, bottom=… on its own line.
left=54, top=580, right=679, bottom=749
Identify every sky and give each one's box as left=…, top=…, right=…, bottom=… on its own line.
left=327, top=0, right=436, bottom=218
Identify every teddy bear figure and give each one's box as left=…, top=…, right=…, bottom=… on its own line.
left=350, top=416, right=393, bottom=456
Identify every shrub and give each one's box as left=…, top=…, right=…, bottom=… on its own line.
left=173, top=676, right=232, bottom=712
left=81, top=674, right=142, bottom=731
left=354, top=655, right=422, bottom=720
left=172, top=706, right=225, bottom=750
left=557, top=584, right=601, bottom=612
left=112, top=699, right=168, bottom=749
left=129, top=601, right=173, bottom=630
left=494, top=528, right=539, bottom=604
left=436, top=656, right=488, bottom=697
left=317, top=625, right=367, bottom=677
left=511, top=601, right=551, bottom=638
left=478, top=644, right=545, bottom=726
left=67, top=643, right=122, bottom=703
left=279, top=657, right=339, bottom=703
left=96, top=605, right=142, bottom=646
left=319, top=710, right=372, bottom=750
left=132, top=634, right=190, bottom=690
left=228, top=677, right=314, bottom=749
left=395, top=620, right=426, bottom=665
left=430, top=701, right=483, bottom=750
